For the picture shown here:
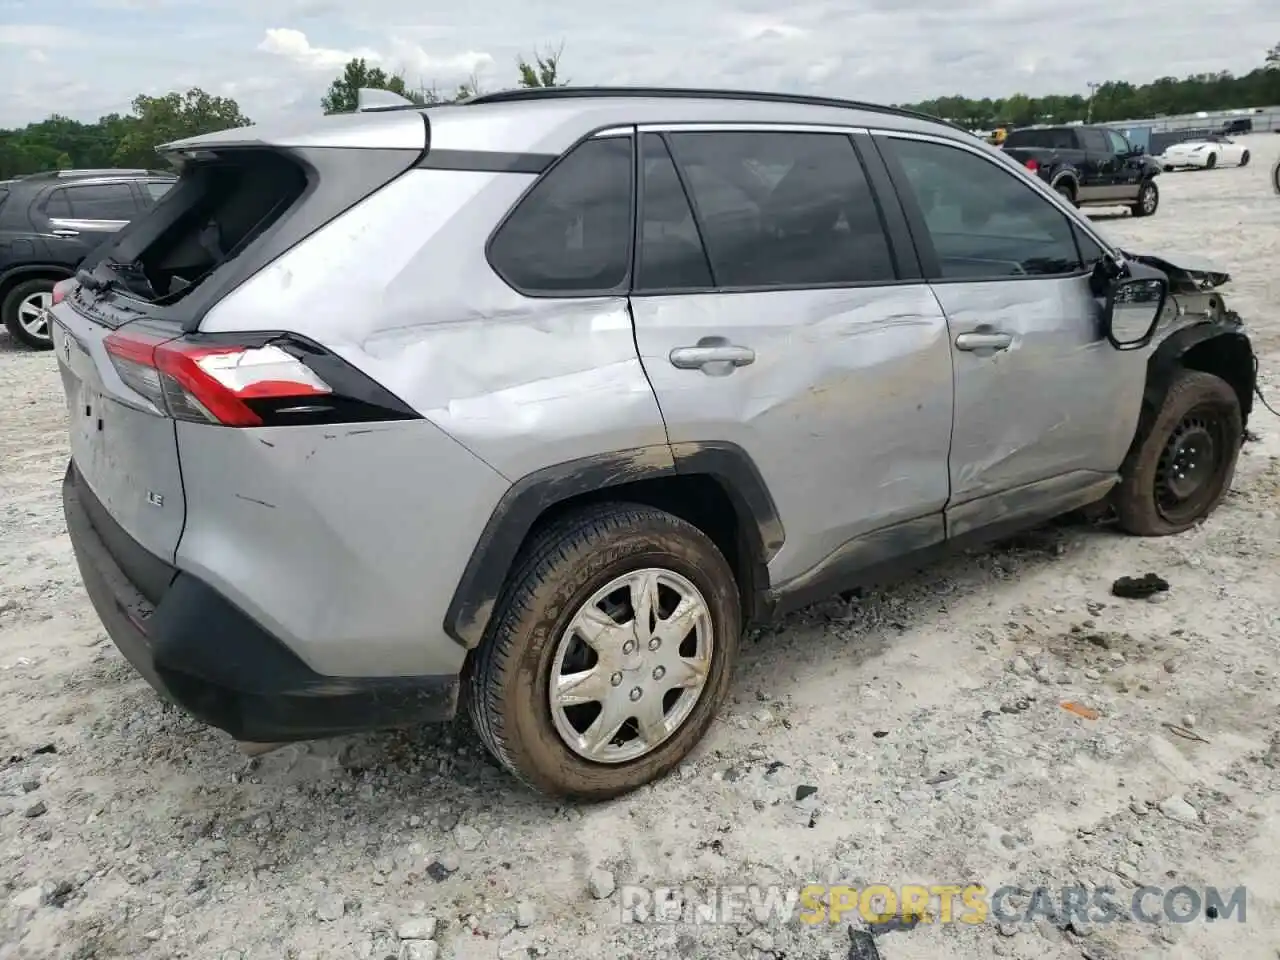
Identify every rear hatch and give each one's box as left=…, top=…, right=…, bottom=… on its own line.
left=52, top=115, right=427, bottom=567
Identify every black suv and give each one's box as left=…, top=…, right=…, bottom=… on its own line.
left=1000, top=124, right=1162, bottom=218
left=0, top=169, right=176, bottom=349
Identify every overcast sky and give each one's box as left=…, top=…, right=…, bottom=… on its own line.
left=1, top=0, right=1278, bottom=128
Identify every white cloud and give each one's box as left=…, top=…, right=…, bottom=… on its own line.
left=258, top=27, right=379, bottom=71
left=2, top=0, right=1279, bottom=128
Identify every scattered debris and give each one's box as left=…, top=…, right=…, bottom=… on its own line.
left=1111, top=574, right=1170, bottom=599
left=1061, top=702, right=1100, bottom=721
left=588, top=869, right=616, bottom=900
left=22, top=801, right=47, bottom=818
left=795, top=785, right=818, bottom=802
left=847, top=927, right=883, bottom=960
left=398, top=917, right=437, bottom=940
left=1157, top=795, right=1200, bottom=824
left=1163, top=723, right=1210, bottom=744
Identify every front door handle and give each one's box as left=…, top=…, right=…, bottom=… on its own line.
left=955, top=331, right=1013, bottom=352
left=52, top=228, right=80, bottom=238
left=670, top=340, right=756, bottom=371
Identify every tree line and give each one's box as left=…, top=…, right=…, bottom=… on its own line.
left=1, top=42, right=1276, bottom=180
left=899, top=43, right=1280, bottom=128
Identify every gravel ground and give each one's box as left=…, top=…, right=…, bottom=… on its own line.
left=2, top=134, right=1280, bottom=960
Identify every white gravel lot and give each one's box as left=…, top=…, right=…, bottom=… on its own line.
left=2, top=134, right=1280, bottom=960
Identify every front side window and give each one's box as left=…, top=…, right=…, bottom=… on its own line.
left=666, top=130, right=896, bottom=287
left=488, top=136, right=633, bottom=295
left=1079, top=130, right=1109, bottom=154
left=881, top=137, right=1084, bottom=280
left=1105, top=130, right=1130, bottom=154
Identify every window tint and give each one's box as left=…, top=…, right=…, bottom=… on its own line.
left=667, top=131, right=895, bottom=287
left=636, top=134, right=713, bottom=291
left=1105, top=130, right=1129, bottom=154
left=488, top=136, right=632, bottom=294
left=882, top=137, right=1083, bottom=280
left=47, top=183, right=139, bottom=221
left=1005, top=128, right=1075, bottom=150
left=1079, top=130, right=1109, bottom=154
left=145, top=180, right=175, bottom=201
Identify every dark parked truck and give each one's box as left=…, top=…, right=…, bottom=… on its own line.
left=1002, top=125, right=1162, bottom=218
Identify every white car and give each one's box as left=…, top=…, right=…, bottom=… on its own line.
left=1157, top=135, right=1251, bottom=171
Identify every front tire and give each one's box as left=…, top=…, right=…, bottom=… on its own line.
left=1239, top=150, right=1250, bottom=167
left=1115, top=370, right=1242, bottom=536
left=1130, top=180, right=1159, bottom=218
left=1205, top=152, right=1218, bottom=170
left=2, top=278, right=58, bottom=350
left=467, top=503, right=741, bottom=800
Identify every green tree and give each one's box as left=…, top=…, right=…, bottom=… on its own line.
left=321, top=58, right=429, bottom=114
left=517, top=44, right=567, bottom=88
left=1266, top=42, right=1280, bottom=70
left=112, top=88, right=250, bottom=167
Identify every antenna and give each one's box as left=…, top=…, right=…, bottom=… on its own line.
left=356, top=87, right=419, bottom=113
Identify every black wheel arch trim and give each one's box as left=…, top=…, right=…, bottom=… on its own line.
left=0, top=263, right=75, bottom=291
left=443, top=441, right=784, bottom=648
left=1145, top=319, right=1256, bottom=426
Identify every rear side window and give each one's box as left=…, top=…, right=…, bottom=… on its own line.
left=882, top=137, right=1083, bottom=280
left=46, top=183, right=140, bottom=221
left=145, top=180, right=175, bottom=201
left=636, top=134, right=713, bottom=291
left=666, top=131, right=896, bottom=287
left=488, top=136, right=633, bottom=295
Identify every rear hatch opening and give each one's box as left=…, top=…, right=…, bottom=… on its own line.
left=79, top=149, right=308, bottom=311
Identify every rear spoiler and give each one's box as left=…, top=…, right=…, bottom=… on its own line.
left=356, top=88, right=421, bottom=113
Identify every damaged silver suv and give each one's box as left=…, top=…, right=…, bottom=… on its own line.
left=50, top=87, right=1255, bottom=800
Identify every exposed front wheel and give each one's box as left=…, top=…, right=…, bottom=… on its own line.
left=1239, top=150, right=1250, bottom=167
left=1205, top=152, right=1218, bottom=170
left=1115, top=370, right=1242, bottom=536
left=467, top=503, right=740, bottom=799
left=2, top=278, right=58, bottom=350
left=1130, top=181, right=1159, bottom=218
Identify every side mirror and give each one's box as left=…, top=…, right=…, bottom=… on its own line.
left=1104, top=275, right=1168, bottom=350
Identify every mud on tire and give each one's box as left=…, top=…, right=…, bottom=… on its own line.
left=1115, top=369, right=1242, bottom=536
left=466, top=503, right=740, bottom=800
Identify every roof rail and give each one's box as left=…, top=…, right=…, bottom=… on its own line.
left=21, top=168, right=175, bottom=181
left=462, top=85, right=967, bottom=133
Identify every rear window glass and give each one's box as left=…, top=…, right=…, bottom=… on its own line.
left=488, top=136, right=633, bottom=295
left=145, top=180, right=175, bottom=201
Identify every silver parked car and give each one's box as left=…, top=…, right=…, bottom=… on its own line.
left=50, top=87, right=1256, bottom=799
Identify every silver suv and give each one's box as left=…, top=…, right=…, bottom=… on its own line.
left=51, top=88, right=1256, bottom=799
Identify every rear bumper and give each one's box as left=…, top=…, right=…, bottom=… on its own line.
left=62, top=461, right=459, bottom=742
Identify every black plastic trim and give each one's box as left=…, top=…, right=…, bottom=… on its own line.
left=849, top=131, right=922, bottom=282
left=1146, top=317, right=1256, bottom=424
left=64, top=462, right=458, bottom=741
left=443, top=442, right=783, bottom=648
left=416, top=149, right=558, bottom=174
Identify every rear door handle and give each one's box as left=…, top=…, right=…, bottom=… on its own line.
left=955, top=331, right=1013, bottom=352
left=669, top=343, right=756, bottom=370
left=51, top=228, right=80, bottom=238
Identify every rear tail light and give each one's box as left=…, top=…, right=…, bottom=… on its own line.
left=102, top=330, right=419, bottom=427
left=1023, top=158, right=1039, bottom=173
left=51, top=278, right=75, bottom=306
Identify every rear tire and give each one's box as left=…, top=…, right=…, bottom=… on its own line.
left=1115, top=370, right=1242, bottom=536
left=2, top=278, right=58, bottom=350
left=1054, top=181, right=1077, bottom=206
left=1130, top=181, right=1159, bottom=218
left=467, top=503, right=741, bottom=800
left=1239, top=150, right=1250, bottom=167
